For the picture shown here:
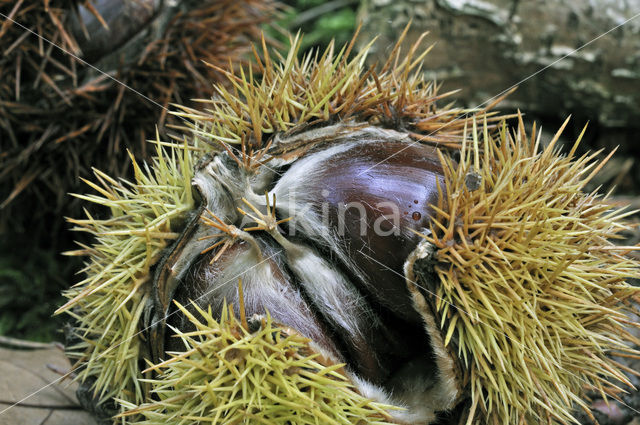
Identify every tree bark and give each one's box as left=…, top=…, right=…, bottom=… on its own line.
left=359, top=0, right=640, bottom=129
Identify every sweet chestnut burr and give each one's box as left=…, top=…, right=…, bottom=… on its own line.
left=58, top=30, right=640, bottom=425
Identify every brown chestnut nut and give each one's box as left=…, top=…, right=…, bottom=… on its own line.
left=147, top=123, right=462, bottom=424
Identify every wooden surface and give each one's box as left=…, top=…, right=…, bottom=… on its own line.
left=0, top=345, right=97, bottom=425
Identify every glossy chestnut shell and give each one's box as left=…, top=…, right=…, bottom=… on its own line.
left=150, top=125, right=460, bottom=424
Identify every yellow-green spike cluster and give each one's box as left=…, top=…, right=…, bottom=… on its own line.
left=118, top=302, right=397, bottom=425
left=424, top=117, right=640, bottom=424
left=176, top=27, right=507, bottom=154
left=56, top=139, right=196, bottom=405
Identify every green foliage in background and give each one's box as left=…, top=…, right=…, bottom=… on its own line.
left=0, top=243, right=69, bottom=341
left=277, top=0, right=358, bottom=53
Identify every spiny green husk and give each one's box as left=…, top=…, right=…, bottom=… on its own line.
left=118, top=302, right=397, bottom=425
left=57, top=139, right=196, bottom=405
left=424, top=116, right=640, bottom=424
left=57, top=30, right=499, bottom=420
left=175, top=26, right=507, bottom=154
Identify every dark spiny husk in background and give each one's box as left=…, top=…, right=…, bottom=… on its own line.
left=0, top=0, right=278, bottom=340
left=0, top=0, right=277, bottom=226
